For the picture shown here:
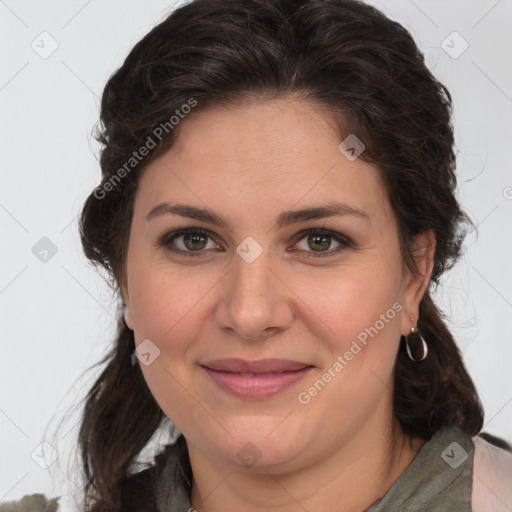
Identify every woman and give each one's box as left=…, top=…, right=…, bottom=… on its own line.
left=77, top=0, right=512, bottom=510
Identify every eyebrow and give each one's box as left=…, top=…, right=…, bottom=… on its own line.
left=146, top=201, right=370, bottom=230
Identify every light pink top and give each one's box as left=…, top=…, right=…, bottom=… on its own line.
left=472, top=435, right=512, bottom=511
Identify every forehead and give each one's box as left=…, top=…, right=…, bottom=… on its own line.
left=134, top=98, right=391, bottom=229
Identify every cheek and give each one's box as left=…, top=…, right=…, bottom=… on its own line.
left=294, top=258, right=403, bottom=346
left=128, top=262, right=217, bottom=343
left=293, top=264, right=403, bottom=427
left=127, top=266, right=218, bottom=431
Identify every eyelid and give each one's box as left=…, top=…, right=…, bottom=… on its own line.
left=156, top=225, right=353, bottom=257
left=157, top=226, right=221, bottom=256
left=291, top=227, right=353, bottom=258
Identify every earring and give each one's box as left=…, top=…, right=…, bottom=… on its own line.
left=405, top=322, right=428, bottom=361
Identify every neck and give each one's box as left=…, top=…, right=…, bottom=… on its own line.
left=188, top=412, right=425, bottom=512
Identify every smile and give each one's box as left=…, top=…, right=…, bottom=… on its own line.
left=200, top=359, right=314, bottom=399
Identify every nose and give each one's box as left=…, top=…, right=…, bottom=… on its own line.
left=214, top=251, right=295, bottom=341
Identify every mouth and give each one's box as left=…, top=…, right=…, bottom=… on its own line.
left=200, top=358, right=314, bottom=399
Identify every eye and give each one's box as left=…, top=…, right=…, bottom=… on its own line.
left=292, top=228, right=351, bottom=258
left=157, top=226, right=352, bottom=258
left=158, top=227, right=220, bottom=256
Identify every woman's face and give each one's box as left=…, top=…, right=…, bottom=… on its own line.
left=122, top=97, right=432, bottom=471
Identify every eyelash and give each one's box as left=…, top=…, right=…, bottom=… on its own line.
left=156, top=225, right=353, bottom=259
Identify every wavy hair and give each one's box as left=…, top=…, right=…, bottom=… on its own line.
left=78, top=0, right=484, bottom=509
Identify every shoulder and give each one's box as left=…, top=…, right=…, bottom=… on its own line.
left=472, top=434, right=512, bottom=512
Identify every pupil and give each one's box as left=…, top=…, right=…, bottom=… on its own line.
left=309, top=234, right=330, bottom=251
left=184, top=233, right=207, bottom=250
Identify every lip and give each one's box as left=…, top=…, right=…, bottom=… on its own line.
left=200, top=358, right=314, bottom=399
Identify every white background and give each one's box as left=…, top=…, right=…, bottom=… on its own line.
left=1, top=0, right=511, bottom=509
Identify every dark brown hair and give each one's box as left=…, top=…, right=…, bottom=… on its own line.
left=78, top=0, right=484, bottom=509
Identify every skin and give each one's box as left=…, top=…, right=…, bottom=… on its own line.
left=121, top=97, right=436, bottom=512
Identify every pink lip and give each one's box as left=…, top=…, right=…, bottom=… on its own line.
left=200, top=358, right=314, bottom=399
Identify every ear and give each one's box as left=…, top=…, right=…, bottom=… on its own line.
left=120, top=282, right=134, bottom=330
left=400, top=229, right=436, bottom=336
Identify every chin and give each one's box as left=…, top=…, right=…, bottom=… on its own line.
left=199, top=415, right=310, bottom=471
